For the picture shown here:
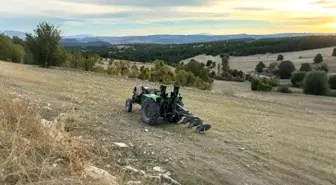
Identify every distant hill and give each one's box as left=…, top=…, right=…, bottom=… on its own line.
left=2, top=30, right=335, bottom=46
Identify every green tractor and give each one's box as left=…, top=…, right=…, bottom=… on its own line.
left=125, top=84, right=211, bottom=133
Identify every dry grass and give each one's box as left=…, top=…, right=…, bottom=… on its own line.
left=1, top=61, right=336, bottom=185
left=181, top=46, right=336, bottom=74
left=0, top=92, right=90, bottom=184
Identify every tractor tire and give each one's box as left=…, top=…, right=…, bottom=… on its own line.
left=125, top=99, right=133, bottom=112
left=141, top=98, right=160, bottom=126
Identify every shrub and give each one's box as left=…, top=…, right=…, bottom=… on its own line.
left=251, top=77, right=273, bottom=91
left=313, top=53, right=323, bottom=64
left=291, top=71, right=307, bottom=87
left=106, top=67, right=118, bottom=75
left=269, top=76, right=279, bottom=86
left=206, top=60, right=213, bottom=66
left=92, top=66, right=105, bottom=73
left=300, top=63, right=312, bottom=72
left=255, top=61, right=266, bottom=73
left=277, top=54, right=284, bottom=61
left=314, top=63, right=329, bottom=73
left=303, top=71, right=329, bottom=95
left=329, top=75, right=336, bottom=90
left=333, top=48, right=336, bottom=56
left=277, top=86, right=292, bottom=93
left=278, top=60, right=296, bottom=79
left=0, top=35, right=25, bottom=63
left=268, top=62, right=279, bottom=73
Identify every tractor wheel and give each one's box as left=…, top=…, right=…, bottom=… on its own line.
left=125, top=99, right=133, bottom=112
left=141, top=98, right=160, bottom=126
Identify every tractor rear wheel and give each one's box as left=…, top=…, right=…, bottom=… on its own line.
left=141, top=98, right=160, bottom=125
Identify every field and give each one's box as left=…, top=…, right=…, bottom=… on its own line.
left=1, top=61, right=336, bottom=185
left=181, top=46, right=336, bottom=74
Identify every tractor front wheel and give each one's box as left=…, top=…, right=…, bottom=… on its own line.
left=125, top=99, right=133, bottom=112
left=141, top=98, right=160, bottom=126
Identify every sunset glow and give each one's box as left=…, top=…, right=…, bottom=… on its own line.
left=0, top=0, right=335, bottom=36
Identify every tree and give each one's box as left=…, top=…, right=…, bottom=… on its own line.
left=303, top=71, right=329, bottom=95
left=332, top=48, right=336, bottom=56
left=206, top=60, right=213, bottom=67
left=329, top=75, right=336, bottom=90
left=0, top=35, right=25, bottom=63
left=277, top=54, right=284, bottom=61
left=291, top=71, right=306, bottom=87
left=221, top=55, right=230, bottom=77
left=255, top=61, right=266, bottom=73
left=313, top=53, right=323, bottom=64
left=278, top=60, right=296, bottom=79
left=300, top=63, right=312, bottom=72
left=314, top=63, right=329, bottom=73
left=25, top=22, right=62, bottom=67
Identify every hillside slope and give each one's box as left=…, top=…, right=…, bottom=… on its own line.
left=1, top=61, right=336, bottom=185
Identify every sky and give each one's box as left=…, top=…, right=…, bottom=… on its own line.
left=1, top=0, right=336, bottom=36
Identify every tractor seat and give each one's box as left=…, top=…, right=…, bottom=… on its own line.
left=134, top=86, right=160, bottom=96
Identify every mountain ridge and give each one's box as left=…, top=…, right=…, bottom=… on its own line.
left=2, top=30, right=335, bottom=46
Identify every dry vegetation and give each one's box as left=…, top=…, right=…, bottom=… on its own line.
left=181, top=46, right=336, bottom=74
left=1, top=61, right=336, bottom=185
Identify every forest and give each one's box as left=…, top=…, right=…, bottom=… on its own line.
left=64, top=35, right=336, bottom=65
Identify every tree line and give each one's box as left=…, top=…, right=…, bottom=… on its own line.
left=65, top=35, right=336, bottom=65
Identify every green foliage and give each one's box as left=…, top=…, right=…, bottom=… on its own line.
left=333, top=48, right=336, bottom=56
left=255, top=61, right=266, bottom=73
left=25, top=22, right=62, bottom=67
left=291, top=71, right=307, bottom=87
left=70, top=36, right=336, bottom=65
left=115, top=60, right=130, bottom=76
left=128, top=65, right=139, bottom=78
left=277, top=86, right=292, bottom=93
left=176, top=70, right=196, bottom=86
left=0, top=34, right=25, bottom=63
left=328, top=75, right=336, bottom=90
left=150, top=60, right=175, bottom=84
left=269, top=62, right=279, bottom=71
left=303, top=71, right=329, bottom=95
left=278, top=60, right=296, bottom=79
left=92, top=66, right=106, bottom=73
left=277, top=54, right=284, bottom=61
left=206, top=60, right=213, bottom=67
left=251, top=77, right=273, bottom=91
left=106, top=67, right=118, bottom=75
left=269, top=76, right=279, bottom=86
left=179, top=59, right=212, bottom=83
left=299, top=63, right=312, bottom=72
left=314, top=63, right=329, bottom=73
left=221, top=54, right=230, bottom=77
left=138, top=67, right=151, bottom=80
left=313, top=53, right=323, bottom=64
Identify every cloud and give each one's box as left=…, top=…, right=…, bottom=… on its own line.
left=231, top=7, right=272, bottom=11
left=64, top=21, right=84, bottom=27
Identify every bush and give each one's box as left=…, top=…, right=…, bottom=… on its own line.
left=278, top=60, right=296, bottom=79
left=255, top=61, right=266, bottom=73
left=277, top=54, right=284, bottom=61
left=333, top=48, right=336, bottom=56
left=314, top=63, right=329, bottom=73
left=313, top=53, right=323, bottom=64
left=251, top=77, right=273, bottom=91
left=303, top=71, right=329, bottom=95
left=300, top=63, right=312, bottom=72
left=206, top=60, right=213, bottom=66
left=0, top=35, right=25, bottom=63
left=269, top=76, right=279, bottom=86
left=92, top=66, right=106, bottom=73
left=106, top=67, right=118, bottom=75
left=277, top=86, right=292, bottom=93
left=329, top=75, right=336, bottom=90
left=291, top=71, right=307, bottom=87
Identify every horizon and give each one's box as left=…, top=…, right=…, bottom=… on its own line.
left=1, top=0, right=336, bottom=36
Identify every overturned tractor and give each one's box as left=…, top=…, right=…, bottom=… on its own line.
left=125, top=84, right=211, bottom=133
